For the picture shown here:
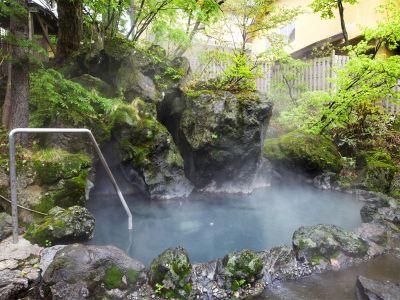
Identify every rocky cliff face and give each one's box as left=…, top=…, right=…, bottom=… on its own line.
left=159, top=90, right=273, bottom=192
left=60, top=42, right=273, bottom=198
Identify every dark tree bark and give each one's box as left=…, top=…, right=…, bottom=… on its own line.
left=9, top=0, right=29, bottom=144
left=56, top=0, right=83, bottom=62
left=2, top=62, right=12, bottom=128
left=337, top=0, right=349, bottom=45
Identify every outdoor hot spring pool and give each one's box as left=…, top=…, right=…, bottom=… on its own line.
left=87, top=183, right=363, bottom=265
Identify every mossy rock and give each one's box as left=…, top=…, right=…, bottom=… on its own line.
left=41, top=244, right=145, bottom=299
left=219, top=249, right=263, bottom=289
left=358, top=150, right=398, bottom=193
left=71, top=74, right=115, bottom=98
left=148, top=247, right=192, bottom=299
left=32, top=148, right=91, bottom=185
left=110, top=101, right=192, bottom=199
left=293, top=224, right=369, bottom=264
left=24, top=206, right=95, bottom=246
left=264, top=131, right=342, bottom=175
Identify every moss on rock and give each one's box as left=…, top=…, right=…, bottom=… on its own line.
left=148, top=247, right=192, bottom=299
left=293, top=224, right=369, bottom=264
left=71, top=74, right=115, bottom=98
left=104, top=265, right=125, bottom=290
left=24, top=206, right=95, bottom=247
left=219, top=249, right=263, bottom=290
left=110, top=101, right=192, bottom=199
left=264, top=131, right=342, bottom=175
left=358, top=150, right=398, bottom=193
left=32, top=148, right=91, bottom=185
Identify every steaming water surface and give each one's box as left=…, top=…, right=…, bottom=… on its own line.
left=88, top=174, right=363, bottom=265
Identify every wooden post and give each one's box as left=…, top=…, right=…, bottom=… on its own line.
left=28, top=11, right=34, bottom=40
left=36, top=14, right=56, bottom=56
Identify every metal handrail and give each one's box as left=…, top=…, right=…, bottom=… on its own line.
left=9, top=128, right=133, bottom=243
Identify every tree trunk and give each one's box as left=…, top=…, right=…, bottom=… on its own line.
left=2, top=62, right=12, bottom=128
left=9, top=0, right=29, bottom=145
left=56, top=0, right=83, bottom=63
left=337, top=0, right=349, bottom=46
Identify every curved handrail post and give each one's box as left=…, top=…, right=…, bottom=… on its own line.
left=9, top=128, right=133, bottom=244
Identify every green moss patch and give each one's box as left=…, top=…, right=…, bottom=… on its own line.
left=33, top=148, right=91, bottom=185
left=104, top=265, right=125, bottom=290
left=264, top=131, right=342, bottom=174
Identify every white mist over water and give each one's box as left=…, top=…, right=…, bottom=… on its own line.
left=87, top=181, right=363, bottom=265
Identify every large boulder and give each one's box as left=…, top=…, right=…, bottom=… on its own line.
left=40, top=244, right=145, bottom=299
left=292, top=224, right=369, bottom=264
left=0, top=213, right=12, bottom=242
left=264, top=131, right=342, bottom=175
left=355, top=276, right=400, bottom=300
left=111, top=101, right=193, bottom=199
left=148, top=247, right=192, bottom=299
left=24, top=206, right=95, bottom=247
left=159, top=91, right=273, bottom=191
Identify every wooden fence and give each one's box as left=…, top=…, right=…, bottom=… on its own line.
left=189, top=54, right=400, bottom=114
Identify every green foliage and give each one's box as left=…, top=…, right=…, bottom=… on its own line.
left=278, top=4, right=400, bottom=149
left=310, top=0, right=358, bottom=19
left=150, top=0, right=222, bottom=56
left=199, top=50, right=261, bottom=92
left=29, top=68, right=114, bottom=136
left=353, top=1, right=400, bottom=55
left=0, top=0, right=47, bottom=66
left=194, top=0, right=301, bottom=92
left=271, top=55, right=309, bottom=105
left=275, top=91, right=330, bottom=131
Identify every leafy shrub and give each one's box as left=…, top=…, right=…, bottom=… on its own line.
left=29, top=68, right=115, bottom=136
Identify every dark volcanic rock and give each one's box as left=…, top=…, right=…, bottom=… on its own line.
left=293, top=224, right=369, bottom=264
left=24, top=206, right=95, bottom=246
left=355, top=275, right=400, bottom=300
left=40, top=244, right=145, bottom=300
left=160, top=91, right=273, bottom=191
